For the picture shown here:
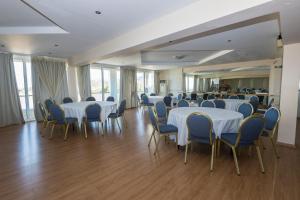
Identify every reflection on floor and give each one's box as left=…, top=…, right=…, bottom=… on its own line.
left=0, top=108, right=299, bottom=200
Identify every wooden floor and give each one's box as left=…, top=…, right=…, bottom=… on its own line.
left=0, top=108, right=299, bottom=200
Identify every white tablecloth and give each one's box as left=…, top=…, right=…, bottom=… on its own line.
left=167, top=107, right=243, bottom=145
left=148, top=96, right=176, bottom=105
left=222, top=99, right=249, bottom=111
left=60, top=101, right=117, bottom=126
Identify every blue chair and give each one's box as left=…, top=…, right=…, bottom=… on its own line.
left=185, top=113, right=216, bottom=171
left=83, top=104, right=103, bottom=138
left=48, top=104, right=78, bottom=140
left=142, top=95, right=154, bottom=107
left=163, top=96, right=172, bottom=108
left=108, top=100, right=126, bottom=132
left=257, top=98, right=274, bottom=114
left=200, top=100, right=215, bottom=108
left=38, top=102, right=54, bottom=129
left=250, top=98, right=259, bottom=113
left=229, top=95, right=239, bottom=99
left=238, top=103, right=253, bottom=118
left=237, top=95, right=245, bottom=100
left=155, top=101, right=167, bottom=123
left=150, top=93, right=156, bottom=96
left=207, top=94, right=215, bottom=100
left=63, top=97, right=73, bottom=104
left=86, top=96, right=96, bottom=101
left=214, top=99, right=225, bottom=109
left=147, top=107, right=178, bottom=154
left=220, top=115, right=265, bottom=175
left=44, top=98, right=54, bottom=112
left=106, top=96, right=114, bottom=102
left=262, top=107, right=280, bottom=158
left=168, top=93, right=173, bottom=96
left=250, top=95, right=259, bottom=102
left=177, top=94, right=183, bottom=101
left=197, top=97, right=204, bottom=107
left=178, top=99, right=189, bottom=107
left=203, top=93, right=208, bottom=100
left=191, top=93, right=197, bottom=101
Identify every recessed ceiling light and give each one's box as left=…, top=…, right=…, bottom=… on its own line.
left=54, top=44, right=59, bottom=47
left=169, top=40, right=173, bottom=43
left=95, top=10, right=102, bottom=15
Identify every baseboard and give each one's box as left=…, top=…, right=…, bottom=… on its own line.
left=277, top=142, right=297, bottom=149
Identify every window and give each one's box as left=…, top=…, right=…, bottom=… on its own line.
left=14, top=57, right=35, bottom=121
left=136, top=70, right=155, bottom=96
left=136, top=71, right=145, bottom=95
left=90, top=67, right=102, bottom=100
left=145, top=71, right=154, bottom=94
left=185, top=75, right=194, bottom=92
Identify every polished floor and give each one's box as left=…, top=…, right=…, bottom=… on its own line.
left=0, top=108, right=299, bottom=200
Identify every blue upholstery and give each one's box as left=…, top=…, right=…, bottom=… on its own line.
left=150, top=93, right=156, bottom=96
left=249, top=99, right=259, bottom=113
left=197, top=97, right=204, bottom=107
left=49, top=104, right=77, bottom=125
left=168, top=93, right=174, bottom=96
left=109, top=100, right=126, bottom=119
left=63, top=97, right=73, bottom=104
left=85, top=104, right=101, bottom=122
left=201, top=100, right=215, bottom=108
left=191, top=93, right=197, bottom=100
left=140, top=93, right=146, bottom=100
left=178, top=100, right=189, bottom=107
left=250, top=96, right=259, bottom=102
left=65, top=117, right=78, bottom=123
left=237, top=95, right=245, bottom=100
left=207, top=94, right=215, bottom=100
left=214, top=99, right=225, bottom=109
left=238, top=103, right=253, bottom=118
left=203, top=93, right=208, bottom=100
left=159, top=124, right=178, bottom=133
left=177, top=94, right=183, bottom=100
left=264, top=107, right=280, bottom=131
left=182, top=93, right=187, bottom=99
left=106, top=96, right=115, bottom=102
left=148, top=106, right=158, bottom=131
left=44, top=99, right=54, bottom=112
left=222, top=116, right=265, bottom=146
left=186, top=113, right=215, bottom=144
left=163, top=96, right=172, bottom=107
left=229, top=95, right=239, bottom=99
left=142, top=95, right=154, bottom=106
left=155, top=101, right=167, bottom=119
left=86, top=96, right=96, bottom=101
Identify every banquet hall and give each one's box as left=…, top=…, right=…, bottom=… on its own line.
left=0, top=0, right=300, bottom=199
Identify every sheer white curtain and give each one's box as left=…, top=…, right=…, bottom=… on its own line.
left=77, top=65, right=91, bottom=100
left=182, top=73, right=186, bottom=93
left=154, top=70, right=160, bottom=95
left=0, top=53, right=24, bottom=127
left=32, top=57, right=69, bottom=121
left=120, top=68, right=137, bottom=108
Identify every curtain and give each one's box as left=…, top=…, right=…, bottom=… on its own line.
left=182, top=72, right=186, bottom=93
left=154, top=70, right=160, bottom=95
left=193, top=75, right=199, bottom=92
left=120, top=68, right=137, bottom=108
left=77, top=65, right=91, bottom=100
left=204, top=78, right=211, bottom=92
left=32, top=57, right=69, bottom=121
left=0, top=53, right=24, bottom=127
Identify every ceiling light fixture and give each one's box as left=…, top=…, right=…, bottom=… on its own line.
left=54, top=44, right=59, bottom=47
left=198, top=50, right=234, bottom=65
left=277, top=34, right=283, bottom=48
left=95, top=10, right=102, bottom=15
left=227, top=39, right=231, bottom=43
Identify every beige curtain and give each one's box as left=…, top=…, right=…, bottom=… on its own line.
left=0, top=53, right=24, bottom=127
left=120, top=68, right=137, bottom=108
left=77, top=65, right=91, bottom=100
left=154, top=70, right=160, bottom=94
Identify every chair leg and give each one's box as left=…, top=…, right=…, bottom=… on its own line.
left=50, top=123, right=55, bottom=139
left=64, top=124, right=70, bottom=140
left=217, top=139, right=221, bottom=156
left=148, top=130, right=155, bottom=147
left=210, top=142, right=215, bottom=171
left=184, top=142, right=189, bottom=164
left=232, top=147, right=240, bottom=175
left=84, top=122, right=87, bottom=139
left=153, top=134, right=159, bottom=155
left=270, top=137, right=280, bottom=159
left=101, top=122, right=104, bottom=136
left=175, top=133, right=178, bottom=149
left=116, top=118, right=121, bottom=132
left=255, top=144, right=265, bottom=173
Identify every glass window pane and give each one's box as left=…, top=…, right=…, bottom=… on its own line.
left=116, top=70, right=120, bottom=102
left=26, top=62, right=33, bottom=95
left=90, top=68, right=102, bottom=100
left=103, top=69, right=111, bottom=100
left=145, top=71, right=154, bottom=94
left=14, top=61, right=25, bottom=97
left=136, top=72, right=144, bottom=95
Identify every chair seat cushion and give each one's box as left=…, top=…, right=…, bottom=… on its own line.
left=221, top=133, right=253, bottom=146
left=191, top=132, right=216, bottom=144
left=159, top=124, right=178, bottom=133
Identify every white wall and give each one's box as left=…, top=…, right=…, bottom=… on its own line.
left=278, top=43, right=300, bottom=146
left=159, top=68, right=183, bottom=95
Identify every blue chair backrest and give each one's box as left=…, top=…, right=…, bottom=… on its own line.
left=250, top=96, right=259, bottom=102
left=264, top=107, right=280, bottom=131
left=45, top=99, right=54, bottom=112
left=191, top=93, right=197, bottom=100
left=267, top=98, right=274, bottom=109
left=201, top=100, right=215, bottom=108
left=163, top=96, right=172, bottom=107
left=155, top=101, right=167, bottom=119
left=214, top=99, right=225, bottom=109
left=85, top=104, right=101, bottom=121
left=207, top=94, right=215, bottom=100
left=38, top=102, right=47, bottom=119
left=203, top=93, right=208, bottom=100
left=237, top=95, right=245, bottom=100
left=150, top=93, right=156, bottom=96
left=238, top=103, right=253, bottom=118
left=239, top=116, right=265, bottom=144
left=118, top=99, right=126, bottom=115
left=140, top=93, right=146, bottom=99
left=86, top=96, right=96, bottom=101
left=197, top=97, right=204, bottom=107
left=186, top=113, right=214, bottom=144
left=229, top=95, right=239, bottom=99
left=249, top=99, right=259, bottom=113
left=178, top=100, right=189, bottom=107
left=63, top=97, right=73, bottom=104
left=106, top=96, right=114, bottom=102
left=148, top=107, right=158, bottom=131
left=168, top=93, right=173, bottom=96
left=49, top=104, right=65, bottom=124
left=177, top=94, right=183, bottom=100
left=142, top=95, right=149, bottom=104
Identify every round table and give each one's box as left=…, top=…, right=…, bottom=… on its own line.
left=60, top=101, right=117, bottom=127
left=167, top=107, right=243, bottom=146
left=148, top=96, right=176, bottom=105
left=222, top=99, right=249, bottom=111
